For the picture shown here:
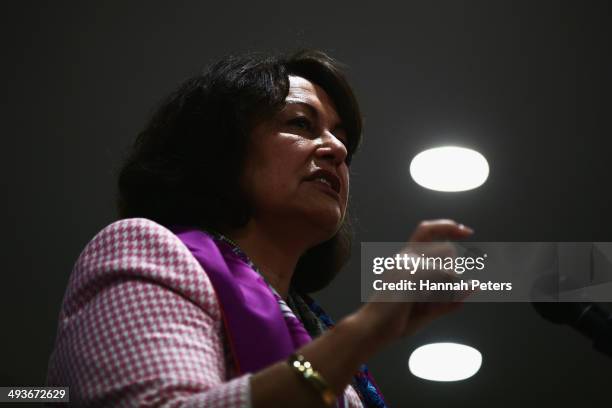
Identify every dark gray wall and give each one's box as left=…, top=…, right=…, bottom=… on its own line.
left=2, top=1, right=612, bottom=406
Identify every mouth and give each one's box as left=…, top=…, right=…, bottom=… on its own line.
left=304, top=169, right=342, bottom=197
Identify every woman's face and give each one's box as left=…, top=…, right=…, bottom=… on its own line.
left=242, top=75, right=350, bottom=242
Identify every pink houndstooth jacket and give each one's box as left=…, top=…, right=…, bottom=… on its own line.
left=47, top=218, right=364, bottom=407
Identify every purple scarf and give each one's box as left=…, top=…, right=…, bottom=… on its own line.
left=170, top=226, right=314, bottom=374
left=170, top=226, right=392, bottom=407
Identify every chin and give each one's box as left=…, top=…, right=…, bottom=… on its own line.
left=303, top=207, right=344, bottom=242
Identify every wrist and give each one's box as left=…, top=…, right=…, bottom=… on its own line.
left=335, top=310, right=389, bottom=361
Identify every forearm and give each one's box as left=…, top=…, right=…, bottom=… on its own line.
left=250, top=312, right=386, bottom=408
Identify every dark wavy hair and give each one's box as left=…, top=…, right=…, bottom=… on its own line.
left=117, top=49, right=363, bottom=293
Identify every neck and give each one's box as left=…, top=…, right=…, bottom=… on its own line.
left=223, top=219, right=312, bottom=299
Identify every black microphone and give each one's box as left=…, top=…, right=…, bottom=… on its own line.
left=533, top=302, right=612, bottom=358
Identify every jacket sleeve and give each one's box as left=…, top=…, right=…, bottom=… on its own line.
left=46, top=218, right=251, bottom=408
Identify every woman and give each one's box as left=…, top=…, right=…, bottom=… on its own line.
left=47, top=49, right=472, bottom=407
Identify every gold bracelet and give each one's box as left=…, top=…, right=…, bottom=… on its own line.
left=287, top=353, right=336, bottom=406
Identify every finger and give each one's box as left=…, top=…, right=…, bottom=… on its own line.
left=410, top=219, right=474, bottom=242
left=410, top=219, right=473, bottom=242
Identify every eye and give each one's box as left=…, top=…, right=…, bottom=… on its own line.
left=288, top=116, right=313, bottom=131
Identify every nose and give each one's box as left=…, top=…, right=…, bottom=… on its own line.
left=314, top=131, right=348, bottom=165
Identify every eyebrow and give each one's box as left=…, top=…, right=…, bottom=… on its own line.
left=284, top=100, right=346, bottom=134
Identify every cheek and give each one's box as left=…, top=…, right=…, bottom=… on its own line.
left=263, top=143, right=308, bottom=187
left=341, top=169, right=350, bottom=196
left=345, top=173, right=350, bottom=193
left=246, top=163, right=295, bottom=204
left=259, top=136, right=304, bottom=166
left=243, top=136, right=311, bottom=200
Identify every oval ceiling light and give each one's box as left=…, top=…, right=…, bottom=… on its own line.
left=409, top=146, right=489, bottom=192
left=408, top=342, right=482, bottom=382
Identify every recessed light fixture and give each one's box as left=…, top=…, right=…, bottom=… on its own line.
left=409, top=146, right=489, bottom=192
left=408, top=342, right=482, bottom=382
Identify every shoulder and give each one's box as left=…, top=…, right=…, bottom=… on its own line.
left=48, top=219, right=245, bottom=404
left=78, top=217, right=186, bottom=259
left=64, top=217, right=220, bottom=320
